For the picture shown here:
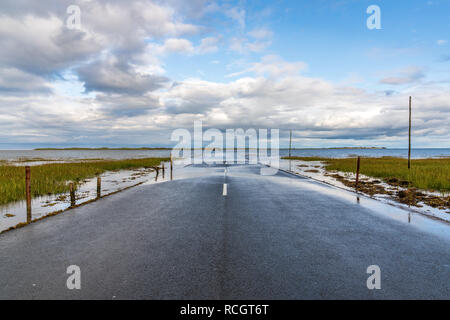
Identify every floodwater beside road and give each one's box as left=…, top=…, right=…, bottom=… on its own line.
left=279, top=158, right=450, bottom=223
left=0, top=166, right=171, bottom=233
left=0, top=159, right=217, bottom=233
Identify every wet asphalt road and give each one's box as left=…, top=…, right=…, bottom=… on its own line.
left=0, top=164, right=449, bottom=299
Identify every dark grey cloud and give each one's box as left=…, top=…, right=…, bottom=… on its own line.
left=0, top=18, right=101, bottom=75
left=165, top=98, right=220, bottom=114
left=164, top=81, right=227, bottom=114
left=77, top=57, right=169, bottom=95
left=0, top=68, right=51, bottom=95
left=95, top=93, right=162, bottom=117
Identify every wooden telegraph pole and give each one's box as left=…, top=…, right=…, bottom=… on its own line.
left=408, top=96, right=412, bottom=170
left=289, top=130, right=292, bottom=158
left=25, top=166, right=31, bottom=223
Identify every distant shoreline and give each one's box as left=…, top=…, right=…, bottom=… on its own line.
left=34, top=147, right=171, bottom=151
left=33, top=147, right=387, bottom=151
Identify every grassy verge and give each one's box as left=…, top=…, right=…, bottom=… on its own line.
left=0, top=158, right=169, bottom=206
left=282, top=156, right=450, bottom=193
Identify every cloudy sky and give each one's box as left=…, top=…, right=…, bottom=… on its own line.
left=0, top=0, right=449, bottom=149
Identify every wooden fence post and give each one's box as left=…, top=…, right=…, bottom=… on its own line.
left=69, top=183, right=76, bottom=207
left=97, top=176, right=101, bottom=198
left=162, top=163, right=165, bottom=178
left=25, top=166, right=31, bottom=223
left=355, top=156, right=361, bottom=192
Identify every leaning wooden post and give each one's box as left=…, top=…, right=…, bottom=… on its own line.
left=25, top=166, right=32, bottom=223
left=355, top=156, right=361, bottom=192
left=155, top=167, right=159, bottom=181
left=97, top=176, right=101, bottom=198
left=162, top=163, right=165, bottom=178
left=170, top=155, right=173, bottom=180
left=408, top=96, right=412, bottom=170
left=69, top=183, right=76, bottom=207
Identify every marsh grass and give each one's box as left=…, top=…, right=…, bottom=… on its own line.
left=0, top=158, right=169, bottom=206
left=283, top=156, right=450, bottom=193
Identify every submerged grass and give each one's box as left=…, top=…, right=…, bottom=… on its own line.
left=283, top=156, right=450, bottom=193
left=0, top=158, right=169, bottom=206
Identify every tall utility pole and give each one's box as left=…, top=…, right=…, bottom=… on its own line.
left=408, top=96, right=412, bottom=169
left=26, top=166, right=31, bottom=223
left=289, top=130, right=292, bottom=158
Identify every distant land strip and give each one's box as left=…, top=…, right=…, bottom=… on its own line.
left=34, top=147, right=171, bottom=150
left=34, top=147, right=387, bottom=151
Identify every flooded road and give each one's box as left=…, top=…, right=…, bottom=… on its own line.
left=0, top=163, right=449, bottom=299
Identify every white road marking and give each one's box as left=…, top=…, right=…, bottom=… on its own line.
left=223, top=183, right=227, bottom=196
